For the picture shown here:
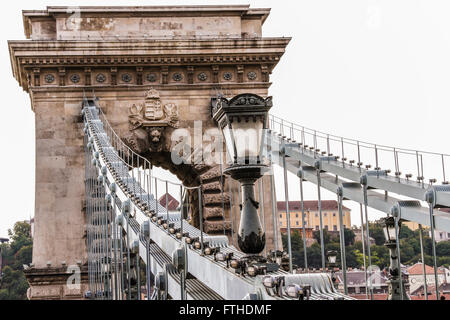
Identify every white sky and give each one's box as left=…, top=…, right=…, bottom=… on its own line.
left=2, top=0, right=450, bottom=237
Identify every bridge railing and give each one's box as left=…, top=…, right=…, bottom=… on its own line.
left=269, top=114, right=450, bottom=186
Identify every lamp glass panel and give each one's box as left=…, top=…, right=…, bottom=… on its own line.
left=222, top=125, right=235, bottom=162
left=232, top=119, right=264, bottom=160
left=382, top=227, right=390, bottom=242
left=387, top=225, right=397, bottom=241
left=328, top=255, right=337, bottom=264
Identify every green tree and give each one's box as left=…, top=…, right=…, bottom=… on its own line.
left=354, top=249, right=381, bottom=267
left=0, top=266, right=29, bottom=300
left=369, top=223, right=385, bottom=246
left=436, top=241, right=450, bottom=257
left=312, top=229, right=333, bottom=245
left=0, top=221, right=32, bottom=300
left=343, top=228, right=355, bottom=246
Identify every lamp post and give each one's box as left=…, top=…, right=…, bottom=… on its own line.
left=211, top=93, right=272, bottom=255
left=381, top=216, right=410, bottom=300
left=327, top=250, right=338, bottom=289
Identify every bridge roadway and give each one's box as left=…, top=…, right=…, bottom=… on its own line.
left=84, top=100, right=354, bottom=300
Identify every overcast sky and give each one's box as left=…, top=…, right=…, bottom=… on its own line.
left=2, top=0, right=450, bottom=238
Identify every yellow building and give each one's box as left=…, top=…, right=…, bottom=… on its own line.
left=277, top=200, right=351, bottom=232
left=402, top=221, right=421, bottom=231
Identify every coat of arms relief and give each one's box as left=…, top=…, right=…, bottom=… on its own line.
left=129, top=88, right=179, bottom=130
left=125, top=88, right=180, bottom=153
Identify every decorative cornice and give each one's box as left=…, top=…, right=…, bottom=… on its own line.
left=9, top=38, right=289, bottom=92
left=17, top=54, right=283, bottom=66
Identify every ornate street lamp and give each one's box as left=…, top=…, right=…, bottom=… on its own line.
left=380, top=216, right=410, bottom=300
left=211, top=93, right=272, bottom=255
left=327, top=250, right=338, bottom=289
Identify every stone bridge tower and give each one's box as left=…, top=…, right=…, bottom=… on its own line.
left=9, top=5, right=290, bottom=299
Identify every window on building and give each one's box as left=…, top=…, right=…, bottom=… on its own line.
left=295, top=213, right=298, bottom=218
left=296, top=221, right=299, bottom=226
left=333, top=213, right=336, bottom=217
left=333, top=225, right=337, bottom=231
left=315, top=213, right=318, bottom=217
left=280, top=214, right=282, bottom=218
left=280, top=222, right=282, bottom=226
left=324, top=225, right=328, bottom=231
left=315, top=226, right=319, bottom=231
left=324, top=213, right=327, bottom=217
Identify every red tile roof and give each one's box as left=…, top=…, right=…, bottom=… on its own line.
left=158, top=193, right=180, bottom=211
left=407, top=262, right=444, bottom=275
left=277, top=200, right=350, bottom=212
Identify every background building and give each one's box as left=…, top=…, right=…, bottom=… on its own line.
left=277, top=200, right=351, bottom=233
left=158, top=193, right=180, bottom=213
left=407, top=262, right=447, bottom=293
left=335, top=269, right=389, bottom=298
left=353, top=227, right=376, bottom=245
left=429, top=229, right=450, bottom=243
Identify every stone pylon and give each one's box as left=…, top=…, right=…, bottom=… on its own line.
left=9, top=5, right=290, bottom=299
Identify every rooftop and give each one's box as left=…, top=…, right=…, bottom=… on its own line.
left=158, top=193, right=180, bottom=212
left=335, top=270, right=389, bottom=287
left=407, top=262, right=445, bottom=275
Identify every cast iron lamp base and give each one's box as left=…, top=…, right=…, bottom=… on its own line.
left=224, top=164, right=269, bottom=255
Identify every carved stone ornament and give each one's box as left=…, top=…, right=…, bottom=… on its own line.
left=122, top=73, right=132, bottom=82
left=147, top=73, right=157, bottom=82
left=197, top=72, right=207, bottom=81
left=172, top=73, right=183, bottom=81
left=247, top=71, right=257, bottom=80
left=223, top=72, right=232, bottom=81
left=128, top=88, right=180, bottom=131
left=45, top=74, right=55, bottom=83
left=96, top=73, right=106, bottom=83
left=70, top=74, right=80, bottom=83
